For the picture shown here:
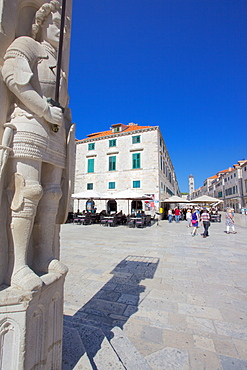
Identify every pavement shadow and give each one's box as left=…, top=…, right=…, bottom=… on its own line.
left=63, top=255, right=159, bottom=369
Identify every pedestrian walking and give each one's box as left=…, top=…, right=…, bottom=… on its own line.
left=225, top=208, right=237, bottom=234
left=200, top=208, right=210, bottom=237
left=168, top=209, right=173, bottom=223
left=186, top=209, right=192, bottom=227
left=174, top=207, right=181, bottom=223
left=191, top=209, right=199, bottom=236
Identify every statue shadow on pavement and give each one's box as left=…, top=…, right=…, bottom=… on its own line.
left=63, top=255, right=159, bottom=369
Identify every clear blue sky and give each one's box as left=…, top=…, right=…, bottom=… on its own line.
left=68, top=0, right=247, bottom=193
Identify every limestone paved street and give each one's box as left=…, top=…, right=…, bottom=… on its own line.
left=61, top=214, right=247, bottom=369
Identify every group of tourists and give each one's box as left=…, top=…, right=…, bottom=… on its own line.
left=167, top=206, right=237, bottom=237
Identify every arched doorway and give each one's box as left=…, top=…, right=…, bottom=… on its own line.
left=107, top=200, right=117, bottom=213
left=85, top=199, right=95, bottom=212
left=131, top=200, right=143, bottom=214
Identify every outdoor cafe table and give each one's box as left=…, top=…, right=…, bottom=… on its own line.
left=100, top=216, right=115, bottom=226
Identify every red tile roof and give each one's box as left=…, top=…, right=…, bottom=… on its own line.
left=217, top=168, right=233, bottom=174
left=77, top=124, right=153, bottom=141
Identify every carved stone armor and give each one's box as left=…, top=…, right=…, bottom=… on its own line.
left=2, top=36, right=67, bottom=168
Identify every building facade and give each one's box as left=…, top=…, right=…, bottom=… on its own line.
left=190, top=160, right=247, bottom=212
left=74, top=123, right=180, bottom=214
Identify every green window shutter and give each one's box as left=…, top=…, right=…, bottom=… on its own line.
left=88, top=158, right=94, bottom=173
left=109, top=139, right=116, bottom=147
left=109, top=156, right=116, bottom=171
left=87, top=183, right=93, bottom=190
left=133, top=180, right=140, bottom=188
left=132, top=135, right=140, bottom=144
left=109, top=182, right=115, bottom=189
left=132, top=153, right=140, bottom=169
left=88, top=143, right=95, bottom=150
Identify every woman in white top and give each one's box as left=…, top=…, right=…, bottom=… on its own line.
left=186, top=209, right=192, bottom=227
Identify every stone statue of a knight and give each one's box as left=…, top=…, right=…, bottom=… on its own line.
left=0, top=0, right=74, bottom=291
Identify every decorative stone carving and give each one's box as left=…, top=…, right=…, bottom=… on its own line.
left=0, top=277, right=66, bottom=369
left=0, top=0, right=74, bottom=291
left=0, top=319, right=20, bottom=369
left=0, top=1, right=73, bottom=368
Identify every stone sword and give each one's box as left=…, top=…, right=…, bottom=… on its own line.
left=0, top=123, right=16, bottom=207
left=48, top=0, right=67, bottom=132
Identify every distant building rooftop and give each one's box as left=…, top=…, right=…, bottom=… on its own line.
left=77, top=123, right=154, bottom=142
left=216, top=167, right=233, bottom=175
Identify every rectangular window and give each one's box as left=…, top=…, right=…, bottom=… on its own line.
left=113, top=127, right=120, bottom=133
left=109, top=139, right=116, bottom=147
left=87, top=158, right=94, bottom=173
left=226, top=187, right=232, bottom=196
left=133, top=180, right=140, bottom=188
left=88, top=143, right=95, bottom=150
left=109, top=156, right=116, bottom=171
left=108, top=182, right=115, bottom=189
left=87, top=183, right=93, bottom=190
left=132, top=153, right=141, bottom=169
left=132, top=135, right=140, bottom=144
left=160, top=156, right=162, bottom=170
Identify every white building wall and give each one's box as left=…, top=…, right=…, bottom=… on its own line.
left=190, top=161, right=247, bottom=212
left=222, top=169, right=240, bottom=211
left=74, top=125, right=179, bottom=214
left=242, top=164, right=247, bottom=207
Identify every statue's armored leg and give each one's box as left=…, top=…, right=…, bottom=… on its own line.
left=33, top=163, right=68, bottom=277
left=7, top=159, right=43, bottom=291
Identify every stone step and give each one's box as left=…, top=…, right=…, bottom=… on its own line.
left=63, top=319, right=125, bottom=370
left=109, top=326, right=152, bottom=370
left=62, top=324, right=92, bottom=370
left=63, top=317, right=151, bottom=370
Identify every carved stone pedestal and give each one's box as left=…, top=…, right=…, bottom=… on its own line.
left=0, top=274, right=66, bottom=370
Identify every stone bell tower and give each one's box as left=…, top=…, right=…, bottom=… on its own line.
left=188, top=174, right=195, bottom=195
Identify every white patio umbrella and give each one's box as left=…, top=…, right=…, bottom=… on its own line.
left=72, top=190, right=106, bottom=200
left=113, top=189, right=153, bottom=200
left=162, top=195, right=189, bottom=203
left=191, top=195, right=223, bottom=204
left=109, top=190, right=152, bottom=214
left=72, top=190, right=109, bottom=211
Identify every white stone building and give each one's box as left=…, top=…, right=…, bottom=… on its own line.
left=242, top=161, right=247, bottom=208
left=74, top=123, right=180, bottom=214
left=190, top=160, right=247, bottom=212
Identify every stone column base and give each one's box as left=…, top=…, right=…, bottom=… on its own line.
left=0, top=274, right=66, bottom=370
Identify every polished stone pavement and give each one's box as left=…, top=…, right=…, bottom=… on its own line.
left=60, top=213, right=247, bottom=369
